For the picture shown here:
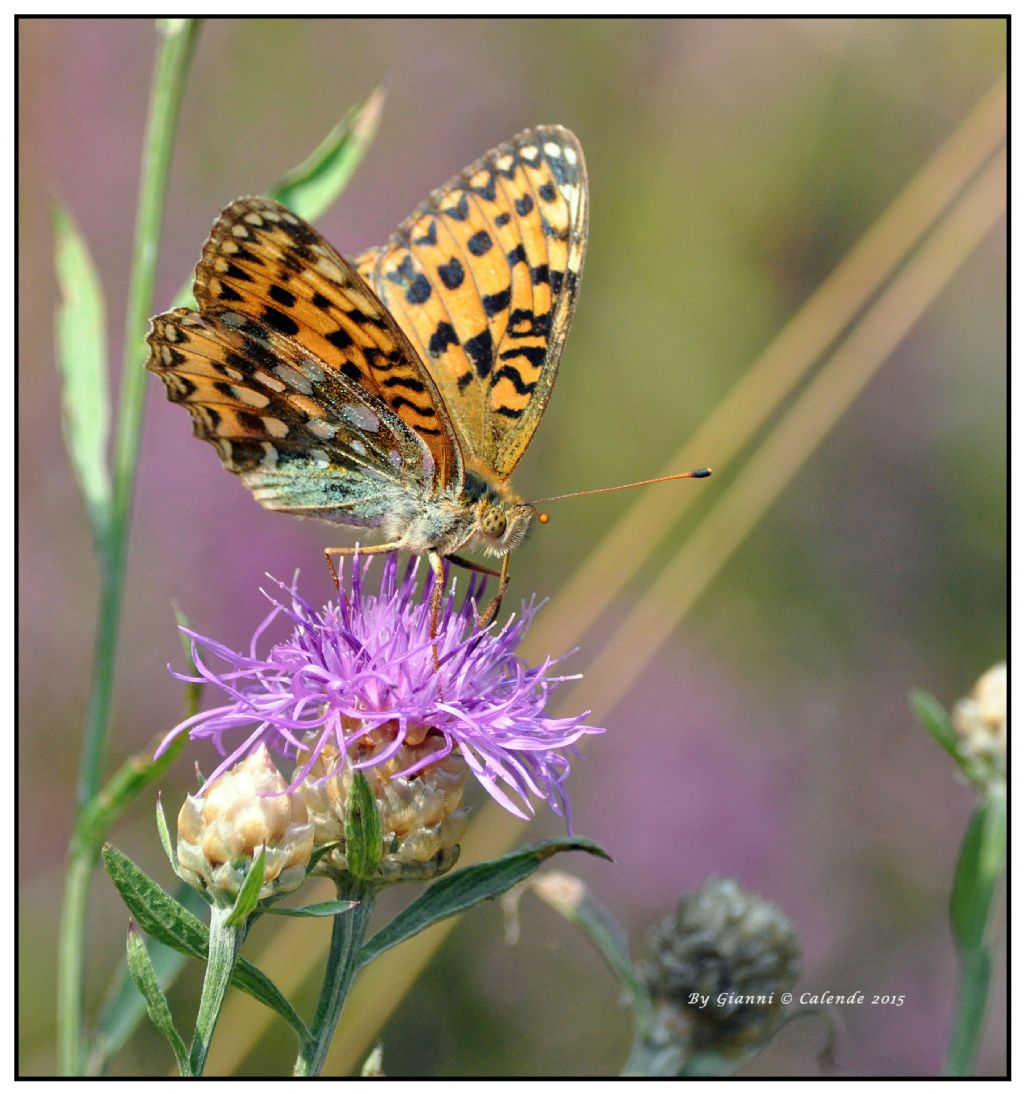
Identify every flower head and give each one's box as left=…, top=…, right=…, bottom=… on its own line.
left=176, top=744, right=314, bottom=901
left=952, top=662, right=1006, bottom=780
left=159, top=556, right=601, bottom=830
left=639, top=878, right=801, bottom=1063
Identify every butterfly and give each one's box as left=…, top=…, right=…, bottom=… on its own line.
left=147, top=126, right=588, bottom=634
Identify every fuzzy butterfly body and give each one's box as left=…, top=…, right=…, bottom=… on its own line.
left=146, top=126, right=587, bottom=618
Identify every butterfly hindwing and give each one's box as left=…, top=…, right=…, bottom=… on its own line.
left=147, top=307, right=438, bottom=524
left=192, top=196, right=462, bottom=489
left=354, top=125, right=587, bottom=479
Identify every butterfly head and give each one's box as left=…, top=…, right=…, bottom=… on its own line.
left=475, top=496, right=536, bottom=556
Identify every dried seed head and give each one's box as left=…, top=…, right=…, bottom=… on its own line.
left=640, top=878, right=801, bottom=1061
left=177, top=744, right=314, bottom=901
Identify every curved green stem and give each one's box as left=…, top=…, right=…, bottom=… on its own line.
left=189, top=906, right=244, bottom=1076
left=57, top=19, right=200, bottom=1075
left=294, top=882, right=375, bottom=1077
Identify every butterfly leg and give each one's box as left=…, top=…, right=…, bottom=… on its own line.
left=427, top=550, right=447, bottom=672
left=444, top=554, right=502, bottom=578
left=324, top=543, right=403, bottom=591
left=476, top=554, right=512, bottom=629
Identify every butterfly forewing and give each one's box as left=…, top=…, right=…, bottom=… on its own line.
left=192, top=196, right=461, bottom=488
left=354, top=125, right=587, bottom=479
left=146, top=307, right=438, bottom=524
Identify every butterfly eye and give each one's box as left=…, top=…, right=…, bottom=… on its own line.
left=480, top=506, right=507, bottom=538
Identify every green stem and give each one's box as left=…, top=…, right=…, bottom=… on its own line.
left=294, top=882, right=375, bottom=1077
left=189, top=906, right=244, bottom=1076
left=946, top=948, right=994, bottom=1076
left=57, top=19, right=200, bottom=1076
left=945, top=783, right=1005, bottom=1075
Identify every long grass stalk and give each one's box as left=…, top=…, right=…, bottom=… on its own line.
left=530, top=74, right=1005, bottom=656
left=57, top=20, right=200, bottom=1075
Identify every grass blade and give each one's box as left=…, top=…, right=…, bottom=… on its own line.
left=52, top=201, right=111, bottom=550
left=271, top=84, right=386, bottom=220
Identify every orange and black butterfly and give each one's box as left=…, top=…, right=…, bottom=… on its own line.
left=146, top=126, right=707, bottom=628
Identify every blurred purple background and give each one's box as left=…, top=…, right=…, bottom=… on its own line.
left=20, top=18, right=1005, bottom=1076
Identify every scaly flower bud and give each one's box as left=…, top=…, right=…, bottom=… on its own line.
left=952, top=662, right=1006, bottom=779
left=639, top=878, right=801, bottom=1064
left=299, top=728, right=470, bottom=882
left=177, top=744, right=314, bottom=902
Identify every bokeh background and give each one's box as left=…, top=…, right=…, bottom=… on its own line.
left=19, top=17, right=1006, bottom=1077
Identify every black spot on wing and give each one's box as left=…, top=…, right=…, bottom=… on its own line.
left=327, top=327, right=354, bottom=351
left=413, top=220, right=438, bottom=246
left=262, top=306, right=299, bottom=337
left=442, top=193, right=470, bottom=221
left=467, top=230, right=493, bottom=256
left=218, top=283, right=243, bottom=302
left=482, top=288, right=511, bottom=317
left=269, top=284, right=296, bottom=308
left=225, top=262, right=254, bottom=282
left=428, top=321, right=459, bottom=357
left=464, top=329, right=495, bottom=378
left=438, top=258, right=465, bottom=290
left=472, top=174, right=497, bottom=201
left=385, top=254, right=416, bottom=285
left=406, top=273, right=432, bottom=304
left=514, top=194, right=534, bottom=216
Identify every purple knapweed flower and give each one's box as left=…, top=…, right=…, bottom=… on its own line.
left=158, top=555, right=602, bottom=828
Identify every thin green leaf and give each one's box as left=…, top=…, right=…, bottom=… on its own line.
left=102, top=845, right=310, bottom=1043
left=271, top=84, right=386, bottom=221
left=306, top=841, right=339, bottom=875
left=155, top=797, right=175, bottom=870
left=946, top=948, right=994, bottom=1076
left=225, top=849, right=266, bottom=927
left=950, top=790, right=1006, bottom=954
left=87, top=884, right=206, bottom=1076
left=911, top=689, right=962, bottom=764
left=52, top=201, right=111, bottom=549
left=75, top=733, right=188, bottom=853
left=359, top=837, right=610, bottom=969
left=126, top=922, right=190, bottom=1074
left=166, top=86, right=386, bottom=314
left=345, top=772, right=383, bottom=880
left=266, top=899, right=358, bottom=919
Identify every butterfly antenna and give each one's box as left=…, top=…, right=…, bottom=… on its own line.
left=532, top=468, right=711, bottom=518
